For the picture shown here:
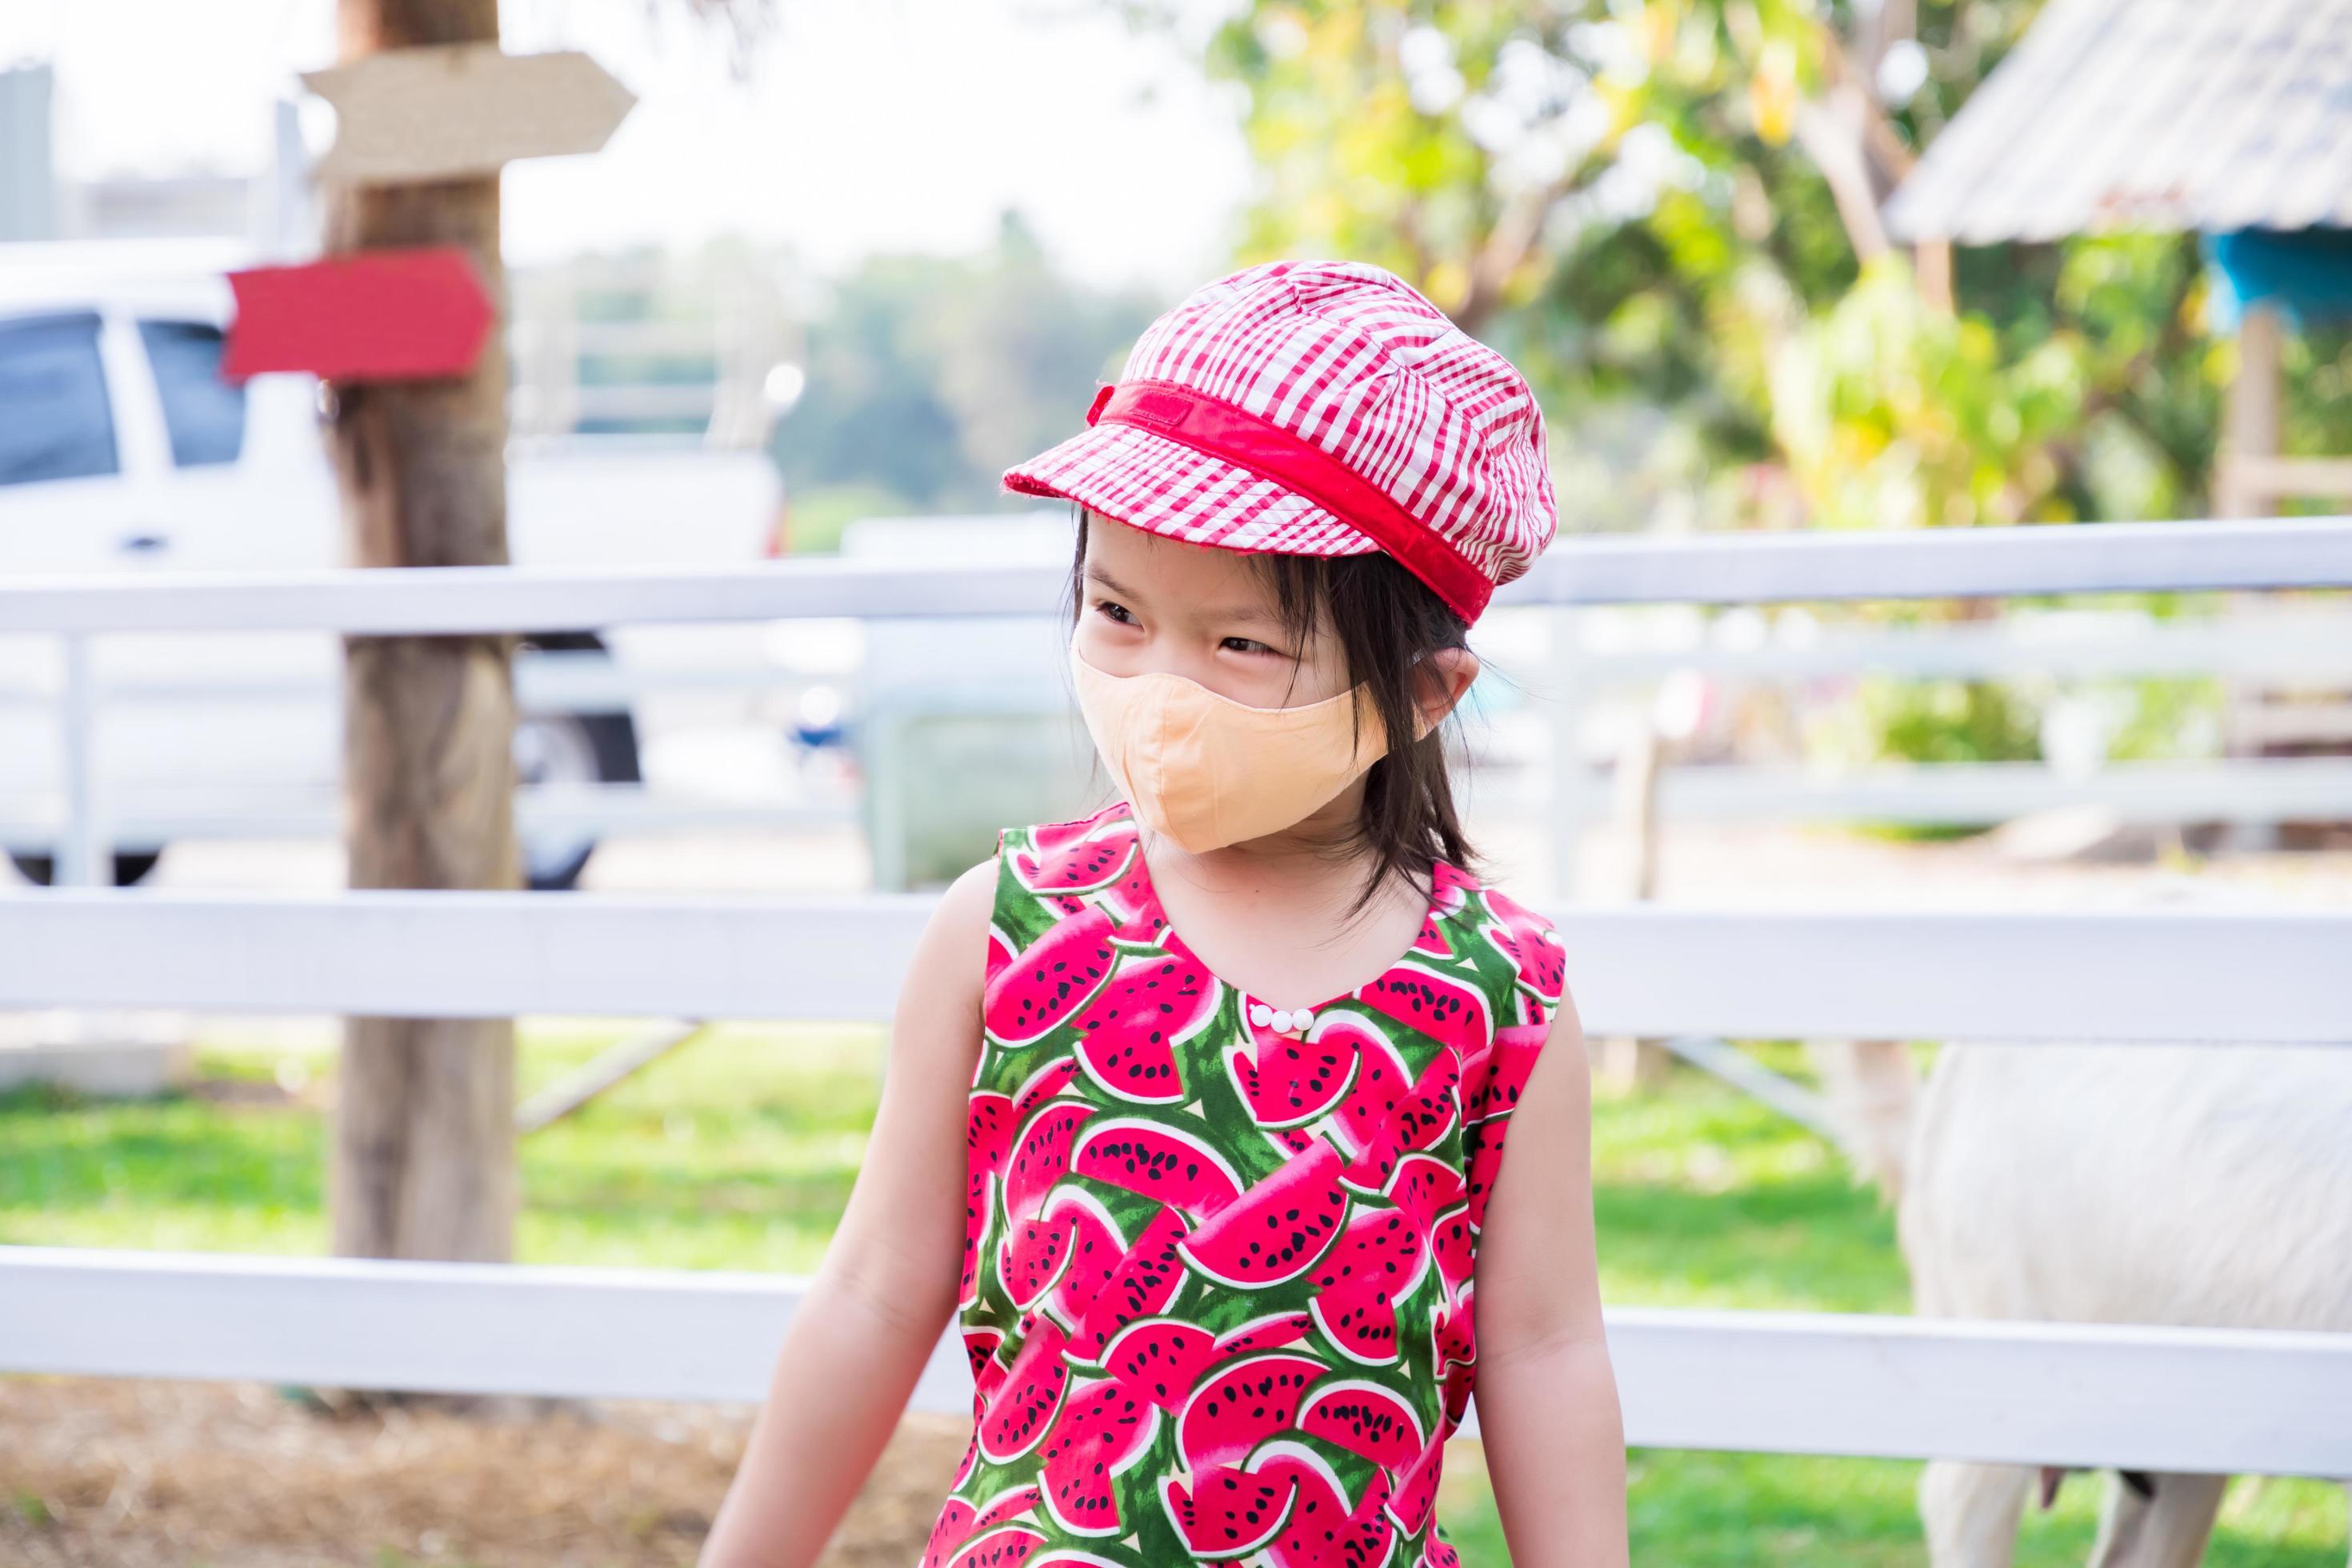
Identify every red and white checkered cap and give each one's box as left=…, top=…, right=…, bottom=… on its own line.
left=1002, top=258, right=1555, bottom=625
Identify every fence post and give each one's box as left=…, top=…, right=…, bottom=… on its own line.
left=1598, top=718, right=1674, bottom=1088
left=1546, top=605, right=1590, bottom=901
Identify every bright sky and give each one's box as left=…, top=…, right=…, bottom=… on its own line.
left=1, top=0, right=1256, bottom=289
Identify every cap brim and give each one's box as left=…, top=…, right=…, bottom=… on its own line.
left=1002, top=422, right=1383, bottom=559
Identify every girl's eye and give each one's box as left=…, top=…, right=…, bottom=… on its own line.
left=1221, top=636, right=1279, bottom=656
left=1093, top=598, right=1138, bottom=626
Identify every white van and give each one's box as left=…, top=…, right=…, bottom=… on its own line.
left=0, top=237, right=788, bottom=887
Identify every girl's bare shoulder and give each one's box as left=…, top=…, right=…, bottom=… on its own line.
left=926, top=857, right=1001, bottom=970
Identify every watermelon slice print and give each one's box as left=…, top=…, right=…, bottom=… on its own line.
left=924, top=1484, right=1046, bottom=1568
left=1477, top=886, right=1566, bottom=1004
left=1433, top=1287, right=1478, bottom=1430
left=999, top=1184, right=1127, bottom=1320
left=1297, top=1378, right=1428, bottom=1474
left=1244, top=1438, right=1395, bottom=1568
left=940, top=1524, right=1047, bottom=1568
left=1070, top=1116, right=1244, bottom=1218
left=1177, top=1139, right=1350, bottom=1288
left=1431, top=859, right=1477, bottom=918
left=985, top=906, right=1119, bottom=1048
left=1010, top=1055, right=1082, bottom=1120
left=1224, top=1014, right=1359, bottom=1128
left=978, top=1318, right=1074, bottom=1465
left=1098, top=1314, right=1218, bottom=1410
left=936, top=811, right=1542, bottom=1567
left=923, top=1495, right=981, bottom=1568
left=1177, top=1351, right=1330, bottom=1472
left=1307, top=1207, right=1433, bottom=1367
left=1064, top=1206, right=1191, bottom=1368
left=1159, top=1466, right=1298, bottom=1561
left=1356, top=958, right=1491, bottom=1048
left=1319, top=1018, right=1464, bottom=1193
left=1384, top=1430, right=1446, bottom=1538
left=1003, top=1098, right=1094, bottom=1226
left=1210, top=1309, right=1315, bottom=1358
left=1013, top=814, right=1138, bottom=898
left=1068, top=947, right=1219, bottom=1105
left=1462, top=1008, right=1546, bottom=1123
left=964, top=1091, right=1014, bottom=1309
left=966, top=1326, right=1010, bottom=1410
left=1039, top=1376, right=1162, bottom=1537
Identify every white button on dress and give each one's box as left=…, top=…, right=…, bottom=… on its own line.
left=1250, top=1003, right=1313, bottom=1036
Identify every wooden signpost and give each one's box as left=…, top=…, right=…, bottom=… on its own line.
left=302, top=45, right=638, bottom=185
left=297, top=10, right=641, bottom=1287
left=223, top=246, right=494, bottom=382
left=225, top=46, right=630, bottom=384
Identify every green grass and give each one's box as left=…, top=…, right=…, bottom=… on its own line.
left=0, top=1022, right=881, bottom=1272
left=3, top=1029, right=2344, bottom=1564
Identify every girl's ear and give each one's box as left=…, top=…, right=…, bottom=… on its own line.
left=1412, top=647, right=1481, bottom=738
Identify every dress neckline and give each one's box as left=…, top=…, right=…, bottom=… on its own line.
left=1110, top=804, right=1462, bottom=1026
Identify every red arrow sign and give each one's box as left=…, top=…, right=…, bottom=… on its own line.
left=225, top=246, right=494, bottom=382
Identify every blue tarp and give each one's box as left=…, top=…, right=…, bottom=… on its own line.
left=2206, top=228, right=2352, bottom=331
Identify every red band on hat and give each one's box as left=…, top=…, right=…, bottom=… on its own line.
left=1088, top=378, right=1493, bottom=623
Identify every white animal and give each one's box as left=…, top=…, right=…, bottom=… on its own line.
left=1814, top=1038, right=2352, bottom=1567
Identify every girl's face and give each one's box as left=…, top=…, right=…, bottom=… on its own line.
left=1075, top=511, right=1350, bottom=708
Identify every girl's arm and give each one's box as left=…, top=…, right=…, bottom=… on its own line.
left=698, top=860, right=997, bottom=1568
left=1469, top=992, right=1630, bottom=1566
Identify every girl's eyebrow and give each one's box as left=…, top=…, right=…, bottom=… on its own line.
left=1088, top=564, right=1281, bottom=631
left=1084, top=565, right=1144, bottom=600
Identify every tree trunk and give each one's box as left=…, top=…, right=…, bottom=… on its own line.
left=1597, top=722, right=1672, bottom=1091
left=326, top=0, right=520, bottom=1266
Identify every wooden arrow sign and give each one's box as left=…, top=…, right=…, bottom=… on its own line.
left=224, top=246, right=494, bottom=382
left=302, top=45, right=636, bottom=184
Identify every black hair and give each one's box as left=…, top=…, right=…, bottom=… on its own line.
left=1066, top=505, right=1477, bottom=914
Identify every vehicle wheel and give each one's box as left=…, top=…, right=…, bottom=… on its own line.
left=515, top=633, right=642, bottom=893
left=515, top=708, right=641, bottom=891
left=9, top=849, right=164, bottom=887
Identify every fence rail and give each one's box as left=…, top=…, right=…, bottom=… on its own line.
left=7, top=755, right=2348, bottom=847
left=0, top=782, right=856, bottom=843
left=0, top=517, right=2346, bottom=634
left=6, top=1245, right=2348, bottom=1474
left=5, top=893, right=2346, bottom=1043
left=1650, top=756, right=2352, bottom=824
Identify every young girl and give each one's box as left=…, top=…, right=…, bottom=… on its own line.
left=702, top=260, right=1626, bottom=1567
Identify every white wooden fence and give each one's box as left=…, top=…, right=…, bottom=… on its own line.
left=13, top=612, right=2352, bottom=853
left=3, top=516, right=2351, bottom=1476
left=5, top=895, right=2346, bottom=1045
left=10, top=516, right=2352, bottom=880
left=7, top=514, right=2347, bottom=632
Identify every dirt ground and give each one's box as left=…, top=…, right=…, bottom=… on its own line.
left=0, top=1378, right=1502, bottom=1567
left=0, top=1375, right=967, bottom=1568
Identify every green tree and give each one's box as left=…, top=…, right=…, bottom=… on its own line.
left=773, top=212, right=1159, bottom=538
left=1115, top=0, right=2281, bottom=535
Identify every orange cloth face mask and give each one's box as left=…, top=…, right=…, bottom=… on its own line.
left=1070, top=643, right=1392, bottom=853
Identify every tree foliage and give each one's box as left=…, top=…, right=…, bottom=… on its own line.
left=770, top=212, right=1159, bottom=541
left=1118, top=0, right=2334, bottom=536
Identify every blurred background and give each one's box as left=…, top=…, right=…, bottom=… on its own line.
left=2, top=1, right=2348, bottom=1563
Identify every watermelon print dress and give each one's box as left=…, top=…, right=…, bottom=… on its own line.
left=924, top=802, right=1566, bottom=1568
